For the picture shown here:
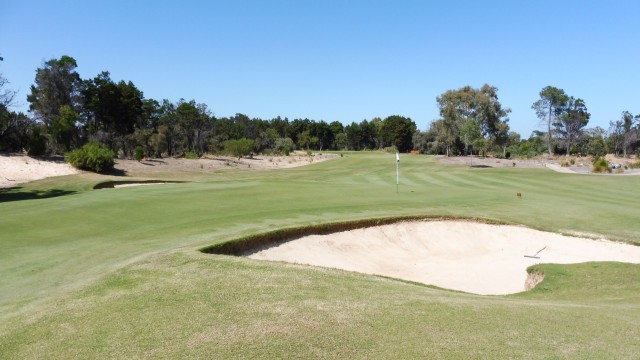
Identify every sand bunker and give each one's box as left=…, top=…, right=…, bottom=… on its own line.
left=248, top=221, right=640, bottom=295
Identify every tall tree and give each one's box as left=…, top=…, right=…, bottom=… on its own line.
left=27, top=55, right=82, bottom=152
left=380, top=115, right=416, bottom=152
left=531, top=86, right=569, bottom=156
left=436, top=85, right=510, bottom=156
left=82, top=72, right=144, bottom=154
left=620, top=111, right=639, bottom=158
left=554, top=97, right=590, bottom=155
left=176, top=99, right=211, bottom=155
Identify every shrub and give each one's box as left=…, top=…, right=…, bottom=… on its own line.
left=184, top=150, right=198, bottom=159
left=592, top=157, right=610, bottom=173
left=133, top=146, right=144, bottom=161
left=224, top=138, right=254, bottom=159
left=27, top=126, right=48, bottom=156
left=570, top=158, right=575, bottom=165
left=274, top=137, right=293, bottom=156
left=66, top=142, right=115, bottom=173
left=629, top=162, right=640, bottom=169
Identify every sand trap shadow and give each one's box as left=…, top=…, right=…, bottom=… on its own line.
left=93, top=180, right=185, bottom=189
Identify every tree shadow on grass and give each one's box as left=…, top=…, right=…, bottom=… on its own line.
left=0, top=187, right=76, bottom=203
left=101, top=168, right=128, bottom=176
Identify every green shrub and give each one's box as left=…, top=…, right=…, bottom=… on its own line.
left=184, top=150, right=198, bottom=159
left=224, top=138, right=254, bottom=159
left=133, top=147, right=144, bottom=161
left=592, top=157, right=610, bottom=173
left=66, top=142, right=115, bottom=173
left=629, top=162, right=640, bottom=169
left=274, top=137, right=293, bottom=156
left=570, top=158, right=575, bottom=165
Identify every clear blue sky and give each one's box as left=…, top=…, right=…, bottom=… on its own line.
left=1, top=1, right=639, bottom=137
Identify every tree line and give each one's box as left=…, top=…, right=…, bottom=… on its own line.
left=1, top=55, right=639, bottom=158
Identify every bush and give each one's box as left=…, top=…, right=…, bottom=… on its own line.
left=592, top=157, right=611, bottom=173
left=629, top=162, right=640, bottom=169
left=184, top=150, right=198, bottom=159
left=274, top=137, right=293, bottom=156
left=66, top=142, right=115, bottom=173
left=133, top=146, right=144, bottom=161
left=224, top=138, right=254, bottom=159
left=27, top=126, right=48, bottom=156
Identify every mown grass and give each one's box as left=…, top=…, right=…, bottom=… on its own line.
left=1, top=152, right=640, bottom=358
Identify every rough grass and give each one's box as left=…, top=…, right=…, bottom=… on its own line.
left=1, top=152, right=640, bottom=358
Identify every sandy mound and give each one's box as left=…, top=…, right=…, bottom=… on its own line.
left=0, top=154, right=79, bottom=188
left=249, top=221, right=640, bottom=295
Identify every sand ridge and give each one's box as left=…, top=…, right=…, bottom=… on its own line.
left=248, top=221, right=640, bottom=295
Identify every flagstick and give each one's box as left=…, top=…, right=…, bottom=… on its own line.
left=396, top=152, right=399, bottom=194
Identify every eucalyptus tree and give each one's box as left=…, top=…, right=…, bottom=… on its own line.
left=436, top=84, right=510, bottom=156
left=176, top=99, right=212, bottom=155
left=554, top=97, right=590, bottom=155
left=620, top=111, right=639, bottom=158
left=531, top=86, right=569, bottom=156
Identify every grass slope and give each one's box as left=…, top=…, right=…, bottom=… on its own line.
left=1, top=152, right=639, bottom=358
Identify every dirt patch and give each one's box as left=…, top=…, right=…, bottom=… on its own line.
left=524, top=272, right=545, bottom=291
left=113, top=152, right=338, bottom=175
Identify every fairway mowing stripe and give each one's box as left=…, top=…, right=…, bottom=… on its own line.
left=469, top=172, right=533, bottom=190
left=364, top=175, right=392, bottom=186
left=411, top=173, right=447, bottom=187
left=398, top=176, right=421, bottom=187
left=431, top=172, right=493, bottom=189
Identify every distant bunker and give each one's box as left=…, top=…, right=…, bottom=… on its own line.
left=204, top=219, right=640, bottom=295
left=93, top=180, right=184, bottom=189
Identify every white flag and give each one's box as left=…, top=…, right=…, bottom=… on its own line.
left=396, top=152, right=400, bottom=162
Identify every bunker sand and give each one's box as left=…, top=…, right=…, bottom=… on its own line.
left=249, top=221, right=640, bottom=295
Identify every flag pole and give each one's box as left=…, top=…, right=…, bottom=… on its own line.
left=396, top=152, right=399, bottom=194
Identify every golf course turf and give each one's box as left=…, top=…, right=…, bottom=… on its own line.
left=1, top=152, right=639, bottom=358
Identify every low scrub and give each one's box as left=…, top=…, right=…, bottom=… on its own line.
left=592, top=157, right=611, bottom=173
left=66, top=142, right=115, bottom=173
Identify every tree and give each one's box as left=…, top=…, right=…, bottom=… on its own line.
left=0, top=72, right=33, bottom=151
left=82, top=72, right=144, bottom=154
left=27, top=55, right=82, bottom=153
left=436, top=85, right=510, bottom=156
left=578, top=127, right=607, bottom=156
left=176, top=99, right=211, bottom=156
left=531, top=86, right=569, bottom=156
left=607, top=119, right=625, bottom=156
left=380, top=115, right=416, bottom=152
left=554, top=97, right=590, bottom=155
left=620, top=111, right=639, bottom=158
left=459, top=118, right=482, bottom=155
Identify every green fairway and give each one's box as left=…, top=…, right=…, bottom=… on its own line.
left=1, top=152, right=640, bottom=358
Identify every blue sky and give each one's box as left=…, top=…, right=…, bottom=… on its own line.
left=1, top=1, right=639, bottom=137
